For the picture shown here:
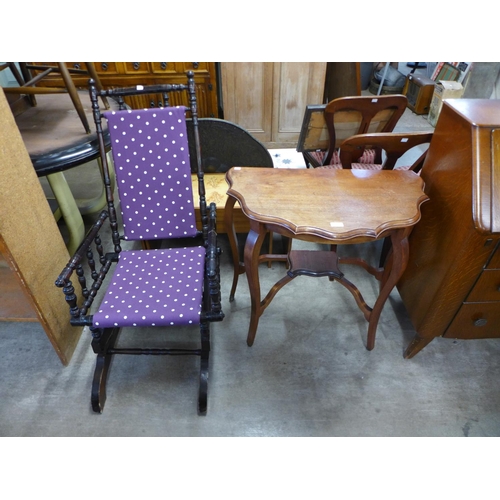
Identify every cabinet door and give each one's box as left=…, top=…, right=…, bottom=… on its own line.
left=221, top=62, right=273, bottom=143
left=271, top=62, right=327, bottom=146
left=221, top=62, right=326, bottom=148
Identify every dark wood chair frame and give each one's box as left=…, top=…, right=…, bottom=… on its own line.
left=55, top=71, right=224, bottom=415
left=296, top=104, right=328, bottom=168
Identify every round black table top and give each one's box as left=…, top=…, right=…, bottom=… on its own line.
left=15, top=92, right=111, bottom=176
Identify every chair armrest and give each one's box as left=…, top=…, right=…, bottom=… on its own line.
left=339, top=132, right=433, bottom=171
left=55, top=210, right=114, bottom=325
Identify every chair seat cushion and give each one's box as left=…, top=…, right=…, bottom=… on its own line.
left=309, top=148, right=378, bottom=166
left=93, top=247, right=205, bottom=328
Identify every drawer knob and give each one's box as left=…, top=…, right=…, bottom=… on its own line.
left=473, top=318, right=488, bottom=327
left=133, top=62, right=140, bottom=70
left=161, top=62, right=167, bottom=70
left=101, top=63, right=108, bottom=71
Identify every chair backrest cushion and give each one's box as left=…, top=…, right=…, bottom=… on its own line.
left=104, top=106, right=198, bottom=240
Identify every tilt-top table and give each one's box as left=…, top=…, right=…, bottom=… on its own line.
left=224, top=167, right=429, bottom=348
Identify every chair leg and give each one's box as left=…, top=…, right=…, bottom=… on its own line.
left=197, top=323, right=210, bottom=416
left=46, top=171, right=85, bottom=255
left=90, top=326, right=120, bottom=414
left=57, top=63, right=91, bottom=134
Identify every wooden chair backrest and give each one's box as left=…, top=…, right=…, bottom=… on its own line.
left=323, top=95, right=408, bottom=164
left=339, top=132, right=434, bottom=171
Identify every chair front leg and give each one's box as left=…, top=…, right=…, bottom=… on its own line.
left=90, top=326, right=120, bottom=413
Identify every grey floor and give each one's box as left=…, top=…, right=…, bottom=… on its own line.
left=1, top=66, right=499, bottom=441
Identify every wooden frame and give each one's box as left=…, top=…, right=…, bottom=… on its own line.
left=296, top=104, right=328, bottom=153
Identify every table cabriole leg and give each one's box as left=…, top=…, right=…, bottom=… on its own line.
left=366, top=229, right=410, bottom=350
left=244, top=225, right=268, bottom=346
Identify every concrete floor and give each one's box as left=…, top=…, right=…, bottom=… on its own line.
left=1, top=69, right=499, bottom=444
left=2, top=229, right=500, bottom=437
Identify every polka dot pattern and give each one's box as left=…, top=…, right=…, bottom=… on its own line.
left=93, top=247, right=205, bottom=328
left=103, top=106, right=197, bottom=240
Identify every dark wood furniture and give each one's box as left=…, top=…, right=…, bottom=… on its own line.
left=296, top=95, right=408, bottom=168
left=28, top=62, right=219, bottom=117
left=398, top=99, right=500, bottom=358
left=224, top=167, right=429, bottom=348
left=55, top=73, right=224, bottom=415
left=323, top=62, right=361, bottom=101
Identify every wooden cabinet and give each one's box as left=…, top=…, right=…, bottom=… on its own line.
left=444, top=246, right=500, bottom=338
left=324, top=62, right=361, bottom=100
left=28, top=62, right=219, bottom=117
left=220, top=62, right=327, bottom=148
left=397, top=99, right=500, bottom=358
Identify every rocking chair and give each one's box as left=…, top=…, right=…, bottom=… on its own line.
left=55, top=71, right=224, bottom=415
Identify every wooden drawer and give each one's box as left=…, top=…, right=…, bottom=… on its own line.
left=25, top=62, right=218, bottom=118
left=93, top=62, right=120, bottom=74
left=180, top=62, right=212, bottom=75
left=444, top=302, right=500, bottom=339
left=466, top=269, right=500, bottom=302
left=150, top=62, right=178, bottom=75
left=122, top=62, right=151, bottom=74
left=486, top=241, right=500, bottom=269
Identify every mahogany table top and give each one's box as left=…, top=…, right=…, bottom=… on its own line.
left=225, top=167, right=429, bottom=243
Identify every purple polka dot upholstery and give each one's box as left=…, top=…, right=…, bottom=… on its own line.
left=92, top=106, right=206, bottom=330
left=93, top=247, right=205, bottom=328
left=103, top=106, right=197, bottom=241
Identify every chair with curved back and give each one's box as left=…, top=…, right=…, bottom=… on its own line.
left=297, top=95, right=408, bottom=168
left=55, top=72, right=224, bottom=416
left=337, top=131, right=433, bottom=172
left=335, top=130, right=434, bottom=267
